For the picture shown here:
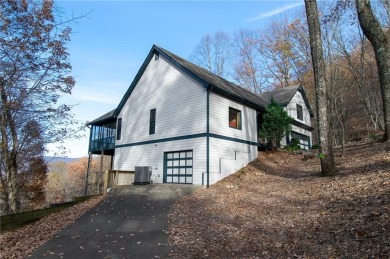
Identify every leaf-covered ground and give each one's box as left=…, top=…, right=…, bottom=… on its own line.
left=0, top=196, right=103, bottom=259
left=168, top=138, right=390, bottom=258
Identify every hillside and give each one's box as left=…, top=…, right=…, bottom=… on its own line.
left=45, top=156, right=80, bottom=164
left=168, top=138, right=390, bottom=258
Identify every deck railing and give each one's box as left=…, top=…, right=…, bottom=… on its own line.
left=89, top=136, right=115, bottom=152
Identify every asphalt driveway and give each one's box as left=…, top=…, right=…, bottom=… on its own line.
left=29, top=184, right=200, bottom=259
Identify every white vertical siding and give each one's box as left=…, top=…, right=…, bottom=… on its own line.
left=286, top=91, right=311, bottom=125
left=209, top=92, right=258, bottom=142
left=281, top=91, right=312, bottom=149
left=115, top=138, right=206, bottom=185
left=208, top=92, right=258, bottom=184
left=113, top=52, right=260, bottom=185
left=209, top=138, right=258, bottom=184
left=116, top=54, right=207, bottom=146
left=113, top=54, right=207, bottom=185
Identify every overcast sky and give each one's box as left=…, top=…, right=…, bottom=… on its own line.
left=47, top=0, right=305, bottom=158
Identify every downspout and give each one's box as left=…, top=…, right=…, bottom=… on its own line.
left=206, top=85, right=213, bottom=188
left=256, top=111, right=258, bottom=134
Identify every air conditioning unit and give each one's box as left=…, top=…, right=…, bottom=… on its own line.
left=134, top=166, right=152, bottom=185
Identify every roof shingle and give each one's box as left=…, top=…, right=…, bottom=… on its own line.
left=154, top=45, right=268, bottom=109
left=88, top=45, right=313, bottom=125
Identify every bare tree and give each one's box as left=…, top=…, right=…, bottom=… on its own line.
left=336, top=27, right=383, bottom=132
left=356, top=0, right=390, bottom=141
left=190, top=31, right=233, bottom=78
left=0, top=0, right=82, bottom=214
left=233, top=29, right=264, bottom=93
left=254, top=17, right=303, bottom=88
left=304, top=0, right=336, bottom=176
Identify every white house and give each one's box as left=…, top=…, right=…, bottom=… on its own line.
left=258, top=86, right=314, bottom=150
left=87, top=45, right=314, bottom=186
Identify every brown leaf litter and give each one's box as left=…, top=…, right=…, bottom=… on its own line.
left=168, top=138, right=390, bottom=258
left=1, top=138, right=388, bottom=259
left=0, top=196, right=103, bottom=259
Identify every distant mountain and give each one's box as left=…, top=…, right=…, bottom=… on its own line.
left=45, top=156, right=80, bottom=164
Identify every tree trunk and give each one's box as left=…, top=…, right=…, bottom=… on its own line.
left=0, top=81, right=20, bottom=213
left=340, top=120, right=346, bottom=157
left=356, top=0, right=390, bottom=142
left=304, top=0, right=336, bottom=176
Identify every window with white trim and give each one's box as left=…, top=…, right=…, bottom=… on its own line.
left=229, top=107, right=241, bottom=130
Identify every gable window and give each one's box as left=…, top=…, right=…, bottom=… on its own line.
left=116, top=118, right=122, bottom=140
left=229, top=107, right=241, bottom=129
left=149, top=108, right=156, bottom=135
left=297, top=104, right=303, bottom=121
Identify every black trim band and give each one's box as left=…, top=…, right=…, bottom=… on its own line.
left=115, top=133, right=259, bottom=149
left=209, top=133, right=259, bottom=146
left=115, top=133, right=207, bottom=148
left=291, top=120, right=315, bottom=131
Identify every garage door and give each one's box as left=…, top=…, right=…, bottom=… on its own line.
left=164, top=150, right=193, bottom=184
left=291, top=131, right=311, bottom=150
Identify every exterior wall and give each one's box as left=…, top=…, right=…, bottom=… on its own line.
left=113, top=53, right=260, bottom=185
left=209, top=92, right=258, bottom=142
left=114, top=54, right=208, bottom=184
left=286, top=91, right=311, bottom=125
left=209, top=138, right=257, bottom=184
left=114, top=138, right=206, bottom=185
left=281, top=91, right=312, bottom=149
left=288, top=125, right=312, bottom=150
left=209, top=92, right=258, bottom=184
left=116, top=54, right=207, bottom=146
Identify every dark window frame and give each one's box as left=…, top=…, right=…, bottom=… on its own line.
left=116, top=118, right=122, bottom=140
left=229, top=107, right=242, bottom=130
left=164, top=150, right=193, bottom=184
left=149, top=108, right=156, bottom=135
left=291, top=131, right=311, bottom=149
left=297, top=104, right=303, bottom=121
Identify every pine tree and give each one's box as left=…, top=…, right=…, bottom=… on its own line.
left=260, top=99, right=293, bottom=151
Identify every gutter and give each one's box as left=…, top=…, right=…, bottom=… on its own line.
left=291, top=120, right=315, bottom=131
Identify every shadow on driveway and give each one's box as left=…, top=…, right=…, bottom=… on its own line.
left=29, top=184, right=201, bottom=259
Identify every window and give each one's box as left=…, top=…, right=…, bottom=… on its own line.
left=297, top=104, right=303, bottom=121
left=149, top=108, right=156, bottom=135
left=229, top=107, right=241, bottom=129
left=116, top=118, right=122, bottom=140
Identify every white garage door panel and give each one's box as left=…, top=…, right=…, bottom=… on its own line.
left=164, top=150, right=193, bottom=184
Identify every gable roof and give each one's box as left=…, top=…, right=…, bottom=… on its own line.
left=88, top=45, right=314, bottom=125
left=154, top=45, right=268, bottom=109
left=112, top=45, right=268, bottom=118
left=259, top=85, right=300, bottom=106
left=259, top=85, right=314, bottom=117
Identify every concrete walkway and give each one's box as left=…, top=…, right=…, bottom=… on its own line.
left=29, top=184, right=200, bottom=259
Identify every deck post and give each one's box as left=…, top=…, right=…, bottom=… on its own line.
left=103, top=170, right=109, bottom=195
left=84, top=152, right=92, bottom=196
left=98, top=150, right=104, bottom=194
